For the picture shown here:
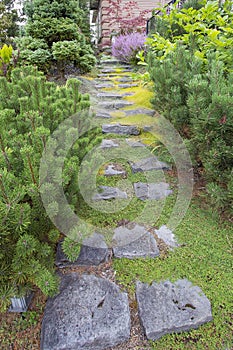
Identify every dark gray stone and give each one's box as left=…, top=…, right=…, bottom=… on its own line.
left=98, top=100, right=133, bottom=109
left=154, top=225, right=179, bottom=249
left=100, top=139, right=119, bottom=149
left=130, top=156, right=170, bottom=173
left=102, top=123, right=140, bottom=136
left=41, top=274, right=131, bottom=350
left=93, top=186, right=127, bottom=200
left=115, top=77, right=133, bottom=83
left=56, top=234, right=110, bottom=267
left=125, top=108, right=155, bottom=116
left=112, top=224, right=160, bottom=258
left=104, top=164, right=126, bottom=176
left=134, top=182, right=173, bottom=200
left=136, top=279, right=213, bottom=341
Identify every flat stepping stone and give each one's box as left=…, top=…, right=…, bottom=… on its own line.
left=41, top=274, right=131, bottom=350
left=96, top=110, right=112, bottom=119
left=98, top=100, right=133, bottom=109
left=130, top=156, right=170, bottom=173
left=104, top=164, right=126, bottom=176
left=154, top=225, right=179, bottom=249
left=97, top=92, right=124, bottom=100
left=101, top=68, right=132, bottom=73
left=113, top=224, right=159, bottom=258
left=95, top=83, right=115, bottom=89
left=102, top=123, right=140, bottom=136
left=125, top=108, right=155, bottom=116
left=93, top=186, right=127, bottom=200
left=118, top=83, right=138, bottom=88
left=115, top=77, right=133, bottom=83
left=56, top=233, right=110, bottom=267
left=125, top=139, right=145, bottom=147
left=136, top=279, right=213, bottom=341
left=134, top=182, right=173, bottom=200
left=98, top=72, right=130, bottom=78
left=100, top=139, right=119, bottom=148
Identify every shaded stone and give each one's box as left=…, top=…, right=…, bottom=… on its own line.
left=116, top=77, right=133, bottom=83
left=125, top=139, right=145, bottom=147
left=136, top=279, right=213, bottom=341
left=93, top=186, right=127, bottom=200
left=154, top=225, right=179, bottom=249
left=101, top=68, right=131, bottom=73
left=102, top=123, right=140, bottom=136
left=97, top=92, right=124, bottom=100
left=130, top=156, right=170, bottom=173
left=98, top=100, right=133, bottom=109
left=98, top=72, right=130, bottom=78
left=125, top=108, right=155, bottom=117
left=55, top=233, right=110, bottom=267
left=104, top=164, right=126, bottom=176
left=96, top=110, right=112, bottom=119
left=112, top=224, right=160, bottom=258
left=41, top=274, right=131, bottom=350
left=134, top=182, right=173, bottom=200
left=100, top=139, right=119, bottom=149
left=118, top=83, right=138, bottom=88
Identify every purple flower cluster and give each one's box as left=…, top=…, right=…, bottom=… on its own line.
left=111, top=32, right=146, bottom=63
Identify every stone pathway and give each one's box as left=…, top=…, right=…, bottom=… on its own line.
left=41, top=57, right=213, bottom=350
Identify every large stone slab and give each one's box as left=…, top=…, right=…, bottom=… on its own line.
left=125, top=108, right=155, bottom=117
left=115, top=77, right=133, bottom=83
left=136, top=279, right=213, bottom=341
left=154, top=225, right=179, bottom=249
left=95, top=83, right=115, bottom=89
left=97, top=92, right=124, bottom=100
left=95, top=110, right=112, bottom=119
left=100, top=139, right=119, bottom=149
left=112, top=224, right=159, bottom=258
left=56, top=233, right=110, bottom=267
left=102, top=123, right=140, bottom=136
left=130, top=156, right=170, bottom=173
left=98, top=100, right=133, bottom=109
left=41, top=274, right=131, bottom=350
left=118, top=83, right=138, bottom=88
left=93, top=186, right=127, bottom=200
left=134, top=182, right=173, bottom=200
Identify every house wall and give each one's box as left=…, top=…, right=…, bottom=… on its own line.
left=97, top=0, right=165, bottom=46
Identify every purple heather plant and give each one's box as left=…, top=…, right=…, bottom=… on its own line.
left=112, top=32, right=146, bottom=64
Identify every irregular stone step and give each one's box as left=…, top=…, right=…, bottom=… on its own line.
left=100, top=139, right=120, bottom=149
left=55, top=233, right=110, bottom=267
left=154, top=225, right=179, bottom=249
left=104, top=164, right=126, bottom=176
left=125, top=108, right=155, bottom=117
left=113, top=224, right=160, bottom=259
left=118, top=83, right=138, bottom=88
left=95, top=83, right=115, bottom=89
left=97, top=72, right=131, bottom=78
left=125, top=139, right=146, bottom=147
left=93, top=186, right=128, bottom=200
left=100, top=68, right=132, bottom=73
left=102, top=123, right=140, bottom=136
left=97, top=92, right=125, bottom=100
left=136, top=279, right=213, bottom=341
left=96, top=110, right=112, bottom=119
left=130, top=156, right=170, bottom=173
left=41, top=274, right=131, bottom=350
left=98, top=100, right=133, bottom=109
left=116, top=77, right=133, bottom=83
left=134, top=182, right=173, bottom=200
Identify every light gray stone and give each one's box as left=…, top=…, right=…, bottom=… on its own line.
left=116, top=77, right=132, bottom=83
left=55, top=234, right=110, bottom=267
left=95, top=83, right=115, bottom=89
left=41, top=274, right=131, bottom=350
left=154, top=225, right=179, bottom=249
left=134, top=182, right=173, bottom=200
left=98, top=100, right=133, bottom=109
left=125, top=139, right=145, bottom=147
left=104, top=164, right=126, bottom=176
left=118, top=83, right=138, bottom=88
left=125, top=108, right=155, bottom=116
left=130, top=156, right=170, bottom=173
left=112, top=224, right=160, bottom=258
left=102, top=123, right=140, bottom=136
left=136, top=279, right=213, bottom=341
left=97, top=92, right=124, bottom=100
left=95, top=110, right=112, bottom=119
left=93, top=186, right=127, bottom=200
left=100, top=139, right=119, bottom=149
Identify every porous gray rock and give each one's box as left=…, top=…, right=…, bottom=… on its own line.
left=154, top=225, right=179, bottom=249
left=112, top=224, right=159, bottom=258
left=102, top=123, right=140, bottom=136
left=136, top=279, right=213, bottom=341
left=125, top=108, right=155, bottom=116
left=104, top=164, right=126, bottom=176
left=100, top=139, right=119, bottom=149
left=130, top=156, right=170, bottom=173
left=134, top=182, right=173, bottom=200
left=41, top=274, right=131, bottom=350
left=93, top=186, right=127, bottom=200
left=98, top=100, right=133, bottom=109
left=55, top=233, right=110, bottom=267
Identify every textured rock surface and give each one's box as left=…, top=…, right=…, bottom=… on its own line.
left=125, top=108, right=155, bottom=116
left=130, top=156, right=170, bottom=173
left=56, top=234, right=110, bottom=267
left=104, top=164, right=126, bottom=176
left=102, top=123, right=140, bottom=136
left=134, top=182, right=173, bottom=200
left=41, top=274, right=131, bottom=350
left=136, top=279, right=213, bottom=340
left=98, top=100, right=133, bottom=109
left=125, top=139, right=145, bottom=147
left=100, top=139, right=119, bottom=149
left=95, top=110, right=112, bottom=119
left=93, top=186, right=127, bottom=200
left=97, top=92, right=124, bottom=100
left=95, top=83, right=115, bottom=89
left=112, top=224, right=159, bottom=258
left=154, top=225, right=179, bottom=249
left=118, top=83, right=138, bottom=88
